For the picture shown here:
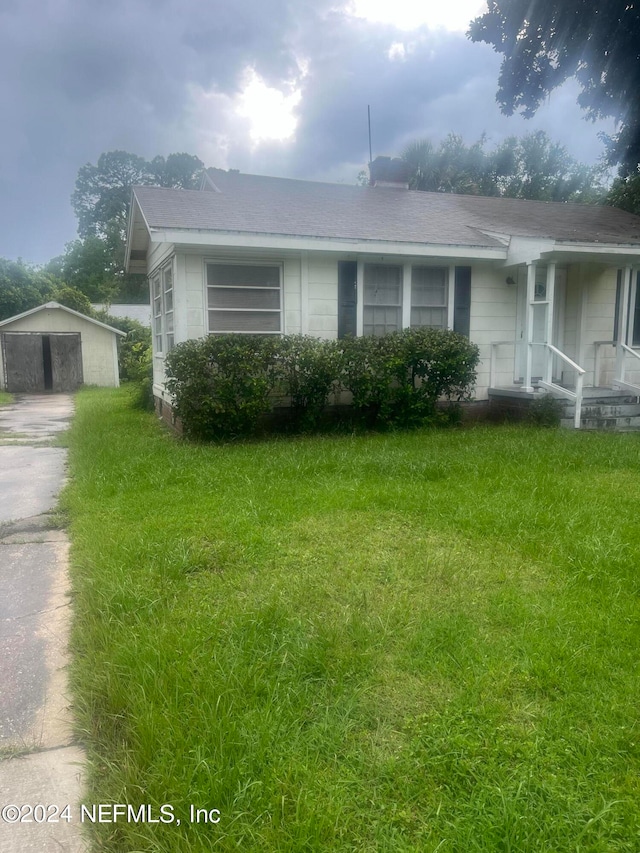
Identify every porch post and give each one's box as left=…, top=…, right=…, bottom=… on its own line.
left=615, top=265, right=632, bottom=384
left=523, top=262, right=536, bottom=391
left=544, top=262, right=556, bottom=384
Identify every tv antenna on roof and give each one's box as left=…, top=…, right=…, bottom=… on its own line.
left=367, top=105, right=373, bottom=165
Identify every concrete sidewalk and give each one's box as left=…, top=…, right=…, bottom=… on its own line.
left=0, top=395, right=87, bottom=852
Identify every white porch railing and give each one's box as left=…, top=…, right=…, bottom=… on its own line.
left=535, top=343, right=585, bottom=429
left=489, top=340, right=515, bottom=389
left=490, top=340, right=585, bottom=428
left=594, top=340, right=640, bottom=395
left=593, top=340, right=615, bottom=388
left=613, top=343, right=640, bottom=395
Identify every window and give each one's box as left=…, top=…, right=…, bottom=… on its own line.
left=163, top=264, right=174, bottom=352
left=152, top=272, right=162, bottom=352
left=411, top=266, right=447, bottom=329
left=150, top=260, right=174, bottom=353
left=363, top=264, right=402, bottom=336
left=207, top=263, right=282, bottom=333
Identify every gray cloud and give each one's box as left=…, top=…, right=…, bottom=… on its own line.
left=0, top=0, right=613, bottom=264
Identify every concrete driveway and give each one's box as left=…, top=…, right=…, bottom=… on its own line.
left=0, top=395, right=87, bottom=852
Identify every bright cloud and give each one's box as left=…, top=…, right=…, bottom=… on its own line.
left=236, top=68, right=302, bottom=143
left=349, top=0, right=487, bottom=32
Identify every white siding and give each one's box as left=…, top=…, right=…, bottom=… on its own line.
left=307, top=255, right=338, bottom=338
left=584, top=266, right=617, bottom=386
left=283, top=257, right=302, bottom=335
left=468, top=266, right=518, bottom=398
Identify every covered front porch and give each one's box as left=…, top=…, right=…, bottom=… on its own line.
left=487, top=255, right=640, bottom=428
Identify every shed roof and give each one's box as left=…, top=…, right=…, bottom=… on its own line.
left=130, top=168, right=640, bottom=250
left=0, top=302, right=127, bottom=335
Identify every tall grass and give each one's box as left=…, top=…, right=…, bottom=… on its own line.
left=64, top=388, right=640, bottom=851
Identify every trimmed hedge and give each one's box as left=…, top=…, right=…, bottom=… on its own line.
left=164, top=330, right=479, bottom=441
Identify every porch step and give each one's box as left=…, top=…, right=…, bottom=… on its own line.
left=564, top=404, right=640, bottom=418
left=559, top=396, right=640, bottom=430
left=561, top=416, right=640, bottom=431
left=556, top=392, right=640, bottom=431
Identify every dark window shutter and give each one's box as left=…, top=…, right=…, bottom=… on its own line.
left=614, top=269, right=640, bottom=345
left=338, top=261, right=358, bottom=338
left=453, top=266, right=471, bottom=337
left=613, top=269, right=622, bottom=343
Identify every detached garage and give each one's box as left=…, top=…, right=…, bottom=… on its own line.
left=0, top=302, right=125, bottom=392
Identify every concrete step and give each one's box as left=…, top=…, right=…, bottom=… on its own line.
left=562, top=404, right=640, bottom=418
left=561, top=415, right=640, bottom=430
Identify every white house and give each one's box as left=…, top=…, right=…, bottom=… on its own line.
left=0, top=302, right=125, bottom=392
left=125, top=160, right=640, bottom=426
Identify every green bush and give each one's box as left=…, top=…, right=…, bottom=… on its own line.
left=165, top=335, right=281, bottom=440
left=275, top=335, right=340, bottom=431
left=528, top=393, right=565, bottom=427
left=164, top=329, right=479, bottom=440
left=338, top=328, right=479, bottom=428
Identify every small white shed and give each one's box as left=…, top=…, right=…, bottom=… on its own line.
left=0, top=302, right=125, bottom=392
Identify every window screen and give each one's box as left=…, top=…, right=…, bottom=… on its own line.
left=207, top=264, right=281, bottom=334
left=363, top=264, right=402, bottom=336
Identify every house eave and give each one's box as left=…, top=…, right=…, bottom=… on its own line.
left=541, top=242, right=640, bottom=264
left=147, top=228, right=507, bottom=261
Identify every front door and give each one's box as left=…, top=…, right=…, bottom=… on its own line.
left=515, top=266, right=566, bottom=383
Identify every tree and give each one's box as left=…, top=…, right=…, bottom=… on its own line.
left=468, top=1, right=640, bottom=173
left=491, top=132, right=604, bottom=202
left=607, top=170, right=640, bottom=216
left=72, top=150, right=204, bottom=241
left=403, top=135, right=497, bottom=195
left=47, top=236, right=121, bottom=303
left=66, top=150, right=205, bottom=304
left=0, top=257, right=93, bottom=321
left=400, top=132, right=603, bottom=202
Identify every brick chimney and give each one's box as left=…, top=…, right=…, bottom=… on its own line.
left=368, top=156, right=410, bottom=189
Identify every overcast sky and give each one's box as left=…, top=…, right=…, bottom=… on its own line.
left=1, top=0, right=615, bottom=266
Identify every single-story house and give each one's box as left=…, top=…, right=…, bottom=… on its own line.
left=0, top=302, right=125, bottom=392
left=125, top=159, right=640, bottom=426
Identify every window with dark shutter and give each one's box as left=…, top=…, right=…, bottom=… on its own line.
left=453, top=266, right=471, bottom=338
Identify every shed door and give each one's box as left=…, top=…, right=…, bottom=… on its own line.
left=49, top=334, right=83, bottom=391
left=2, top=333, right=45, bottom=392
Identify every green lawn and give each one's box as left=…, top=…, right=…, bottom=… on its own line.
left=64, top=387, right=640, bottom=852
left=0, top=391, right=12, bottom=405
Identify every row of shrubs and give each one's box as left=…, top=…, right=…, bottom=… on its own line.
left=164, top=329, right=480, bottom=440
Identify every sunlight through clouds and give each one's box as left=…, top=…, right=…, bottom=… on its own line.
left=236, top=68, right=302, bottom=143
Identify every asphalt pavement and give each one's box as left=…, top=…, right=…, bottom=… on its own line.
left=0, top=394, right=87, bottom=852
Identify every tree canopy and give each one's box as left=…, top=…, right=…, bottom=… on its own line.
left=59, top=150, right=205, bottom=304
left=401, top=132, right=604, bottom=202
left=0, top=257, right=93, bottom=321
left=72, top=150, right=204, bottom=241
left=468, top=1, right=640, bottom=173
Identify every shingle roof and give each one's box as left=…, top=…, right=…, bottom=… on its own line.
left=132, top=168, right=640, bottom=248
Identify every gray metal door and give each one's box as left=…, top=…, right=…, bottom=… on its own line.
left=1, top=333, right=45, bottom=392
